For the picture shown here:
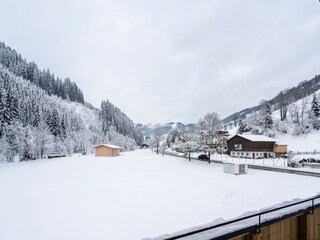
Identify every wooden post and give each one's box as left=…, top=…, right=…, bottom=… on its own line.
left=298, top=213, right=308, bottom=240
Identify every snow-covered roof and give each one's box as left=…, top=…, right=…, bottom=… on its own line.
left=93, top=144, right=122, bottom=149
left=235, top=134, right=277, bottom=142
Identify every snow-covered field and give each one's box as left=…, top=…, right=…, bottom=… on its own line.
left=1, top=150, right=320, bottom=240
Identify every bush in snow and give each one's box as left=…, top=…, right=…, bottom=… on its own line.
left=274, top=119, right=288, bottom=134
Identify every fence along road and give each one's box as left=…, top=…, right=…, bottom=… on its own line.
left=163, top=150, right=320, bottom=178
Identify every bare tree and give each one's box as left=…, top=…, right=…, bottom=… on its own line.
left=278, top=90, right=290, bottom=121
left=300, top=96, right=309, bottom=126
left=198, top=112, right=222, bottom=135
left=288, top=95, right=311, bottom=135
left=197, top=112, right=222, bottom=146
left=289, top=103, right=300, bottom=125
left=152, top=124, right=163, bottom=154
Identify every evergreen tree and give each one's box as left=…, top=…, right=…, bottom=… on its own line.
left=311, top=93, right=320, bottom=130
left=48, top=109, right=61, bottom=137
left=311, top=93, right=320, bottom=118
left=0, top=88, right=5, bottom=136
left=32, top=103, right=41, bottom=127
left=4, top=86, right=20, bottom=125
left=60, top=114, right=67, bottom=139
left=264, top=103, right=273, bottom=130
left=238, top=119, right=246, bottom=134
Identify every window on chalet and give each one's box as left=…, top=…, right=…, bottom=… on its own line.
left=235, top=144, right=242, bottom=150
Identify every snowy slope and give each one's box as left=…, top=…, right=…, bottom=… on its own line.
left=276, top=131, right=320, bottom=152
left=225, top=89, right=320, bottom=152
left=1, top=150, right=319, bottom=240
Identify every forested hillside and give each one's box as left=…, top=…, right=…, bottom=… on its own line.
left=225, top=76, right=320, bottom=138
left=0, top=43, right=143, bottom=163
left=223, top=75, right=320, bottom=124
left=0, top=42, right=84, bottom=104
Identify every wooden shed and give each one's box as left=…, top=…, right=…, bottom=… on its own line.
left=93, top=144, right=121, bottom=157
left=273, top=144, right=288, bottom=157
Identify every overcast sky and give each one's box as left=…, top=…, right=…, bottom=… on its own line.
left=1, top=0, right=319, bottom=124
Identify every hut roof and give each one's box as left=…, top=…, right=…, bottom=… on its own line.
left=93, top=144, right=122, bottom=149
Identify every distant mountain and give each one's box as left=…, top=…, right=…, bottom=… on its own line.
left=135, top=122, right=194, bottom=137
left=222, top=106, right=259, bottom=124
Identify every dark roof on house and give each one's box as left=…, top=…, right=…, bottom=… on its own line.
left=227, top=134, right=277, bottom=143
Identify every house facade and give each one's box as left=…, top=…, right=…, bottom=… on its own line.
left=227, top=134, right=277, bottom=159
left=212, top=130, right=230, bottom=153
left=199, top=130, right=230, bottom=153
left=94, top=144, right=121, bottom=157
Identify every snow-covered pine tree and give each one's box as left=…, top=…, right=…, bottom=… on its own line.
left=0, top=88, right=5, bottom=136
left=47, top=109, right=61, bottom=137
left=264, top=103, right=273, bottom=130
left=311, top=93, right=320, bottom=130
left=311, top=93, right=320, bottom=118
left=60, top=114, right=67, bottom=139
left=238, top=119, right=247, bottom=134
left=32, top=101, right=41, bottom=127
left=4, top=85, right=20, bottom=125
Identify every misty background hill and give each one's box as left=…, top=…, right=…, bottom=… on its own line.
left=135, top=122, right=194, bottom=137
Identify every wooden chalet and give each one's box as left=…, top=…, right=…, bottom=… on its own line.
left=227, top=134, right=287, bottom=159
left=93, top=144, right=121, bottom=157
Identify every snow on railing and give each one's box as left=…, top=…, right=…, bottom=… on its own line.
left=158, top=194, right=320, bottom=240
